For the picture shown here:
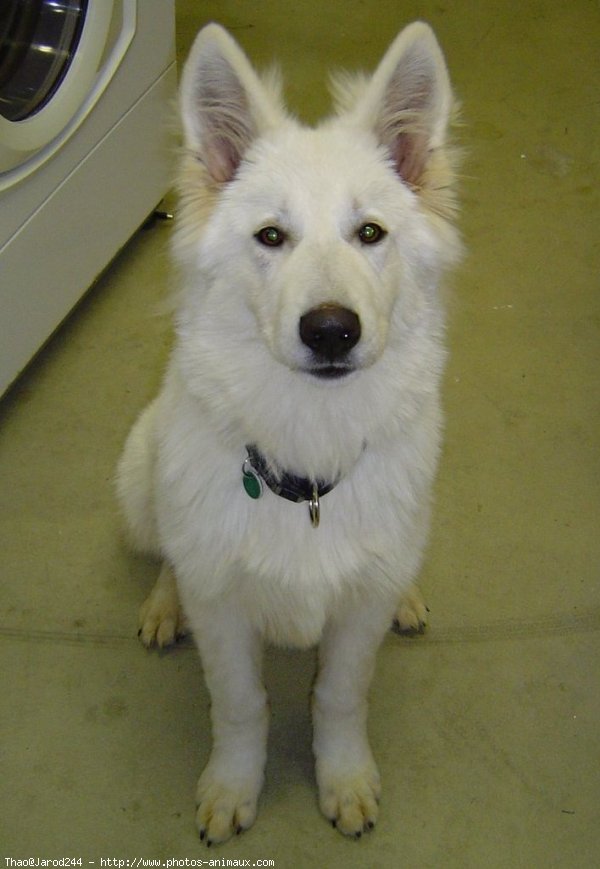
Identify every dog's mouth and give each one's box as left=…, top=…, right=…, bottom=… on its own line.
left=304, top=363, right=355, bottom=380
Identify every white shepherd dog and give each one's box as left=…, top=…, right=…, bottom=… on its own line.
left=117, top=20, right=461, bottom=845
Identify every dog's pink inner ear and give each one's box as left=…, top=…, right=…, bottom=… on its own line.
left=376, top=51, right=443, bottom=188
left=200, top=97, right=255, bottom=183
left=386, top=126, right=430, bottom=188
left=192, top=53, right=257, bottom=183
left=204, top=133, right=246, bottom=183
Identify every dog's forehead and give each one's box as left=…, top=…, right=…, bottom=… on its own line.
left=237, top=123, right=399, bottom=219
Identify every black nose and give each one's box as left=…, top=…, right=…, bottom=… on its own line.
left=299, top=304, right=361, bottom=362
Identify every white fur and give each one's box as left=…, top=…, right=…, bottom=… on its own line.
left=117, top=20, right=461, bottom=844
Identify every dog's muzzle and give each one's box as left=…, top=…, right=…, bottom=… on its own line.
left=299, top=303, right=361, bottom=378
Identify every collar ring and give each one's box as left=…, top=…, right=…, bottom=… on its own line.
left=308, top=484, right=320, bottom=528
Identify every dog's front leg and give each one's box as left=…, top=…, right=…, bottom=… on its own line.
left=313, top=596, right=393, bottom=837
left=185, top=596, right=268, bottom=845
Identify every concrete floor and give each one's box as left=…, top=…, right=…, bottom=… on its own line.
left=1, top=1, right=599, bottom=865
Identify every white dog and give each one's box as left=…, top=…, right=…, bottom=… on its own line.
left=117, top=20, right=461, bottom=844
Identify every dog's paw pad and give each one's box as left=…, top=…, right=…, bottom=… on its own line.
left=392, top=586, right=429, bottom=636
left=319, top=770, right=381, bottom=837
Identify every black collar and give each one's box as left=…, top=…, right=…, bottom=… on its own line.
left=245, top=444, right=337, bottom=504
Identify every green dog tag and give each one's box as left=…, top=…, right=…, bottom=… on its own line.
left=242, top=460, right=262, bottom=499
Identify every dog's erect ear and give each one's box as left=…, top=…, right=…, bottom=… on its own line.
left=180, top=24, right=283, bottom=183
left=355, top=22, right=453, bottom=188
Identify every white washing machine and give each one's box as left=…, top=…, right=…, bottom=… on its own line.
left=0, top=0, right=176, bottom=396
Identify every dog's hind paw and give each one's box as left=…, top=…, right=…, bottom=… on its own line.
left=138, top=563, right=188, bottom=648
left=392, top=585, right=429, bottom=636
left=138, top=602, right=187, bottom=648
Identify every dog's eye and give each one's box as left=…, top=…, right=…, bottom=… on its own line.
left=256, top=226, right=285, bottom=247
left=358, top=223, right=386, bottom=245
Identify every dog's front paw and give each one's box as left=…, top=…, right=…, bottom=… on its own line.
left=317, top=762, right=381, bottom=838
left=195, top=769, right=262, bottom=845
left=392, top=585, right=429, bottom=636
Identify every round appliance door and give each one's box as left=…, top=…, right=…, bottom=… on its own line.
left=0, top=1, right=130, bottom=179
left=0, top=0, right=89, bottom=124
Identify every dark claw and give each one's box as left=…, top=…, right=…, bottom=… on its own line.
left=235, top=824, right=244, bottom=835
left=331, top=818, right=337, bottom=828
left=199, top=828, right=206, bottom=841
left=354, top=831, right=362, bottom=840
left=366, top=821, right=375, bottom=831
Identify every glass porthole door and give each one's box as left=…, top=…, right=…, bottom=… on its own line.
left=0, top=1, right=131, bottom=182
left=0, top=0, right=88, bottom=123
